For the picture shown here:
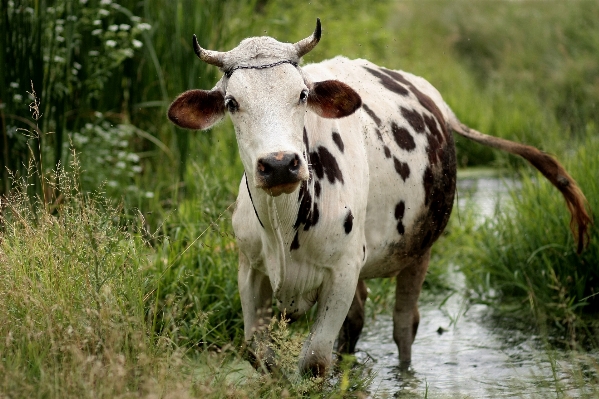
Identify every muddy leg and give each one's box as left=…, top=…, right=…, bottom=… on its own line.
left=393, top=249, right=430, bottom=368
left=337, top=280, right=368, bottom=354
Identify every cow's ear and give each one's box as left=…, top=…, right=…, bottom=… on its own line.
left=168, top=89, right=225, bottom=130
left=308, top=80, right=362, bottom=119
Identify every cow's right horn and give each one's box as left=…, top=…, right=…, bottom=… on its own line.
left=294, top=18, right=321, bottom=58
left=193, top=34, right=225, bottom=68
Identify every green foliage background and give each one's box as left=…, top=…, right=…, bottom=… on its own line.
left=1, top=0, right=598, bottom=396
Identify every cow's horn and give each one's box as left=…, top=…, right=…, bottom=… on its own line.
left=193, top=34, right=225, bottom=68
left=294, top=18, right=321, bottom=58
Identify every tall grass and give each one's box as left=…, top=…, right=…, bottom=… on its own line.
left=460, top=130, right=598, bottom=345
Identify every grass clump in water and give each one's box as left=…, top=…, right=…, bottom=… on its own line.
left=461, top=130, right=599, bottom=346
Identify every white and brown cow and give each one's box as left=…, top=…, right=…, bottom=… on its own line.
left=168, top=20, right=590, bottom=376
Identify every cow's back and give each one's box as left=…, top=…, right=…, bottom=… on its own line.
left=303, top=57, right=457, bottom=278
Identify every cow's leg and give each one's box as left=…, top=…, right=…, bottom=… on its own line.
left=299, top=267, right=360, bottom=377
left=238, top=251, right=273, bottom=368
left=336, top=279, right=368, bottom=354
left=393, top=249, right=430, bottom=368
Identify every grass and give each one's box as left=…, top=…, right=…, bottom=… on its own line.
left=2, top=0, right=599, bottom=396
left=459, top=130, right=599, bottom=346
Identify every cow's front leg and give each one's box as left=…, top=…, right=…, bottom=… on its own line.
left=238, top=251, right=273, bottom=368
left=393, top=249, right=430, bottom=368
left=336, top=279, right=368, bottom=354
left=299, top=267, right=360, bottom=377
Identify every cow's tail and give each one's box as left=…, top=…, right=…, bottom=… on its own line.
left=447, top=114, right=591, bottom=254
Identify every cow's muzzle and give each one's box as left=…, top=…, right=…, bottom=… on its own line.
left=256, top=152, right=305, bottom=196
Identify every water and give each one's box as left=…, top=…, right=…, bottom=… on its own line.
left=355, top=176, right=598, bottom=398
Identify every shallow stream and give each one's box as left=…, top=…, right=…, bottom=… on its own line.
left=356, top=175, right=598, bottom=398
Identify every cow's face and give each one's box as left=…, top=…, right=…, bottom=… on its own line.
left=167, top=20, right=361, bottom=196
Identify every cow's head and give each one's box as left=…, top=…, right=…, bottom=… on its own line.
left=168, top=19, right=361, bottom=197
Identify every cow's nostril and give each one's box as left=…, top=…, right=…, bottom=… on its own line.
left=289, top=154, right=300, bottom=171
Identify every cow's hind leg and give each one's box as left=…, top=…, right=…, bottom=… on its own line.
left=393, top=249, right=430, bottom=368
left=337, top=279, right=368, bottom=354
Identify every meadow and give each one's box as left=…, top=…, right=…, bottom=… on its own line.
left=1, top=0, right=598, bottom=397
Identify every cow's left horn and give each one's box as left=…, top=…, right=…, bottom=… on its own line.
left=193, top=34, right=225, bottom=68
left=294, top=18, right=321, bottom=58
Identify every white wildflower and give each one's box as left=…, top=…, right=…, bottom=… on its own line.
left=56, top=19, right=65, bottom=25
left=80, top=0, right=88, bottom=4
left=56, top=36, right=65, bottom=42
left=132, top=165, right=142, bottom=173
left=132, top=39, right=143, bottom=49
left=91, top=29, right=102, bottom=36
left=67, top=16, right=77, bottom=22
left=9, top=82, right=19, bottom=89
left=100, top=0, right=111, bottom=5
left=55, top=25, right=64, bottom=33
left=137, top=22, right=151, bottom=31
left=145, top=191, right=154, bottom=199
left=25, top=7, right=34, bottom=14
left=94, top=111, right=103, bottom=118
left=107, top=180, right=118, bottom=188
left=105, top=40, right=117, bottom=48
left=73, top=62, right=82, bottom=70
left=130, top=16, right=141, bottom=23
left=72, top=68, right=78, bottom=75
left=115, top=161, right=126, bottom=169
left=93, top=19, right=102, bottom=26
left=13, top=94, right=23, bottom=102
left=108, top=24, right=118, bottom=32
left=47, top=7, right=55, bottom=13
left=54, top=55, right=65, bottom=63
left=88, top=50, right=99, bottom=56
left=121, top=48, right=133, bottom=58
left=119, top=24, right=130, bottom=31
left=126, top=153, right=140, bottom=162
left=98, top=9, right=110, bottom=17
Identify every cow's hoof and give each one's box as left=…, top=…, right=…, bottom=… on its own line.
left=300, top=353, right=330, bottom=378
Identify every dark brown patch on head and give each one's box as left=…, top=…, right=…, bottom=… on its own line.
left=363, top=66, right=410, bottom=97
left=332, top=131, right=344, bottom=153
left=362, top=103, right=382, bottom=127
left=303, top=127, right=310, bottom=150
left=314, top=146, right=344, bottom=184
left=384, top=146, right=391, bottom=159
left=314, top=180, right=321, bottom=198
left=344, top=210, right=354, bottom=234
left=401, top=107, right=425, bottom=133
left=290, top=231, right=300, bottom=251
left=393, top=157, right=411, bottom=181
left=308, top=80, right=362, bottom=119
left=374, top=127, right=384, bottom=142
left=391, top=122, right=416, bottom=151
left=305, top=202, right=319, bottom=231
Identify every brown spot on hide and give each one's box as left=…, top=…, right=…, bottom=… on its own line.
left=362, top=103, right=382, bottom=127
left=391, top=122, right=416, bottom=151
left=314, top=180, right=321, bottom=197
left=384, top=146, right=391, bottom=158
left=393, top=157, right=411, bottom=181
left=290, top=231, right=300, bottom=251
left=311, top=146, right=344, bottom=184
left=344, top=210, right=354, bottom=234
left=363, top=66, right=410, bottom=97
left=401, top=107, right=425, bottom=133
left=332, top=131, right=344, bottom=153
left=395, top=201, right=406, bottom=220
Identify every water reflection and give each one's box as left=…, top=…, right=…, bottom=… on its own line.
left=355, top=177, right=597, bottom=398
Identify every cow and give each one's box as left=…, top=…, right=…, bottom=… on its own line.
left=167, top=19, right=590, bottom=377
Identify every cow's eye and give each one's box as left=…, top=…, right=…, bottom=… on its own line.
left=299, top=89, right=309, bottom=104
left=225, top=97, right=239, bottom=113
